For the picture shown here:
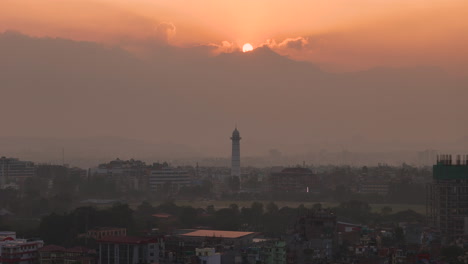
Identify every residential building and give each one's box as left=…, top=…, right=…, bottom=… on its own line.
left=38, top=245, right=65, bottom=264
left=195, top=248, right=221, bottom=264
left=269, top=167, right=318, bottom=193
left=293, top=209, right=337, bottom=260
left=427, top=154, right=468, bottom=242
left=264, top=241, right=287, bottom=264
left=38, top=245, right=96, bottom=264
left=149, top=167, right=191, bottom=194
left=84, top=227, right=127, bottom=240
left=0, top=231, right=44, bottom=264
left=97, top=236, right=164, bottom=264
left=93, top=159, right=149, bottom=192
left=0, top=157, right=35, bottom=188
left=358, top=181, right=389, bottom=195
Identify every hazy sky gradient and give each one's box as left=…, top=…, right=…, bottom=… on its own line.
left=2, top=0, right=468, bottom=73
left=0, top=1, right=467, bottom=159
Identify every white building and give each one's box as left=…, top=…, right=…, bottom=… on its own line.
left=0, top=231, right=44, bottom=264
left=230, top=127, right=241, bottom=177
left=196, top=248, right=221, bottom=264
left=149, top=167, right=191, bottom=194
left=98, top=236, right=164, bottom=264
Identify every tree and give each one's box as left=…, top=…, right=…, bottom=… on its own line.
left=229, top=204, right=239, bottom=215
left=214, top=208, right=239, bottom=230
left=206, top=205, right=215, bottom=214
left=381, top=206, right=393, bottom=215
left=251, top=202, right=264, bottom=216
left=312, top=203, right=323, bottom=210
left=441, top=245, right=465, bottom=263
left=266, top=202, right=279, bottom=214
left=394, top=227, right=405, bottom=245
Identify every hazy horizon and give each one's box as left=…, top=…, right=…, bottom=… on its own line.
left=1, top=0, right=467, bottom=166
left=1, top=31, right=467, bottom=164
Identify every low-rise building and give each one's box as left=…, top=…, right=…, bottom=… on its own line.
left=149, top=167, right=191, bottom=194
left=97, top=236, right=164, bottom=264
left=0, top=157, right=35, bottom=189
left=195, top=248, right=221, bottom=264
left=38, top=245, right=96, bottom=264
left=358, top=181, right=389, bottom=195
left=92, top=159, right=149, bottom=192
left=0, top=231, right=44, bottom=264
left=269, top=167, right=318, bottom=193
left=84, top=227, right=127, bottom=240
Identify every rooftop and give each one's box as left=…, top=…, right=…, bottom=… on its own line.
left=180, top=230, right=255, bottom=239
left=88, top=227, right=126, bottom=231
left=152, top=213, right=174, bottom=218
left=38, top=245, right=66, bottom=252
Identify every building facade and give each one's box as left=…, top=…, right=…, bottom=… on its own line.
left=97, top=236, right=164, bottom=264
left=149, top=167, right=191, bottom=194
left=0, top=157, right=35, bottom=189
left=195, top=248, right=221, bottom=264
left=427, top=154, right=468, bottom=242
left=0, top=232, right=44, bottom=264
left=269, top=167, right=318, bottom=193
left=93, top=159, right=149, bottom=192
left=38, top=245, right=96, bottom=264
left=84, top=227, right=127, bottom=240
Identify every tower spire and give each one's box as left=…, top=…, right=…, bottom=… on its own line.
left=230, top=126, right=241, bottom=177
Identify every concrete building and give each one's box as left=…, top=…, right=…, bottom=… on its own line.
left=263, top=241, right=287, bottom=264
left=83, top=227, right=127, bottom=240
left=231, top=127, right=241, bottom=177
left=293, top=209, right=337, bottom=260
left=269, top=167, right=318, bottom=193
left=93, top=159, right=149, bottom=192
left=358, top=182, right=390, bottom=195
left=149, top=167, right=191, bottom=194
left=0, top=231, right=44, bottom=264
left=97, top=236, right=164, bottom=264
left=38, top=245, right=96, bottom=264
left=195, top=248, right=221, bottom=264
left=427, top=154, right=468, bottom=242
left=0, top=157, right=35, bottom=188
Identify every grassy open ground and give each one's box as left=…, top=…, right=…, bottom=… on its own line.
left=150, top=200, right=426, bottom=214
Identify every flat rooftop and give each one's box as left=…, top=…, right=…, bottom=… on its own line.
left=180, top=230, right=255, bottom=239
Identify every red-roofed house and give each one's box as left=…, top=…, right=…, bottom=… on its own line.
left=178, top=230, right=256, bottom=247
left=38, top=245, right=66, bottom=264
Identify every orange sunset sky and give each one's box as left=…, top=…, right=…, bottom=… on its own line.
left=2, top=0, right=468, bottom=73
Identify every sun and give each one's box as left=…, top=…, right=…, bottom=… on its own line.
left=242, top=43, right=253, bottom=52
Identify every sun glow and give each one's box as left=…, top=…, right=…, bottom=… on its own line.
left=242, top=43, right=253, bottom=52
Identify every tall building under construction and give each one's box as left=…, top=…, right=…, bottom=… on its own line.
left=427, top=154, right=468, bottom=242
